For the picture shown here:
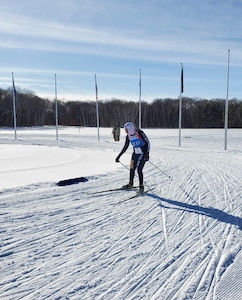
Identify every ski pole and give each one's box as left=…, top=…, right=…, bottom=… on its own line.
left=148, top=161, right=172, bottom=179
left=119, top=160, right=130, bottom=171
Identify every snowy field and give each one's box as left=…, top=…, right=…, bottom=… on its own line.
left=0, top=126, right=241, bottom=300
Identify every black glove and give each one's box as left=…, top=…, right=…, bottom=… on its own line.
left=144, top=152, right=149, bottom=161
left=115, top=156, right=120, bottom=162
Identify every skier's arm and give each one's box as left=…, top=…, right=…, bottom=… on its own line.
left=115, top=135, right=130, bottom=162
left=138, top=130, right=150, bottom=153
left=138, top=130, right=150, bottom=160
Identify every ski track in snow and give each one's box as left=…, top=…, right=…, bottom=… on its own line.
left=0, top=127, right=241, bottom=300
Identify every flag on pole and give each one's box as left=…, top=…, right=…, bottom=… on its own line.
left=12, top=75, right=17, bottom=97
left=54, top=73, right=59, bottom=141
left=139, top=70, right=141, bottom=90
left=181, top=64, right=184, bottom=93
left=95, top=74, right=100, bottom=141
left=178, top=63, right=183, bottom=147
left=12, top=72, right=17, bottom=139
left=95, top=77, right=98, bottom=100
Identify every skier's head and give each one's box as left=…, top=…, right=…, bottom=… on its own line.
left=124, top=122, right=136, bottom=136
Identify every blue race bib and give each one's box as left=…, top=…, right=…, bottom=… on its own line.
left=130, top=136, right=145, bottom=148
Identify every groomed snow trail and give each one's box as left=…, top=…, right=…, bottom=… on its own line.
left=0, top=127, right=241, bottom=300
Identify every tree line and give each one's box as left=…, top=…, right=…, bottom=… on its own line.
left=0, top=87, right=242, bottom=128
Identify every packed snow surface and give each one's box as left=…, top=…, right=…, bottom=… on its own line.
left=0, top=126, right=241, bottom=300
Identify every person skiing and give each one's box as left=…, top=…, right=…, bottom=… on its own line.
left=115, top=122, right=150, bottom=193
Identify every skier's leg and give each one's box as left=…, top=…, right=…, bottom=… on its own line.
left=129, top=153, right=139, bottom=185
left=137, top=156, right=146, bottom=186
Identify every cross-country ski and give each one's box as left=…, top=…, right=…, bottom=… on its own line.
left=89, top=186, right=139, bottom=194
left=114, top=187, right=155, bottom=205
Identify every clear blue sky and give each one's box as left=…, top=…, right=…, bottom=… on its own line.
left=1, top=0, right=242, bottom=102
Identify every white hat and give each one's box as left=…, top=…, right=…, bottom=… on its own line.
left=124, top=122, right=136, bottom=135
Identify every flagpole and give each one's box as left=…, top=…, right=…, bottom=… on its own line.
left=55, top=73, right=59, bottom=141
left=12, top=72, right=17, bottom=140
left=95, top=74, right=100, bottom=141
left=139, top=68, right=142, bottom=129
left=178, top=63, right=183, bottom=147
left=224, top=49, right=230, bottom=150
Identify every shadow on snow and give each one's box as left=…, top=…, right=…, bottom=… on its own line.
left=148, top=193, right=242, bottom=230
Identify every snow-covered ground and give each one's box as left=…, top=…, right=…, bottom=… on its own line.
left=0, top=126, right=241, bottom=300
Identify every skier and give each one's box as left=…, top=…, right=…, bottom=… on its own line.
left=115, top=122, right=150, bottom=193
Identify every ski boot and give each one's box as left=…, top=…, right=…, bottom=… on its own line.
left=122, top=183, right=133, bottom=190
